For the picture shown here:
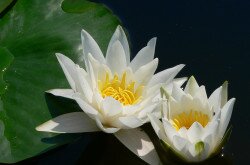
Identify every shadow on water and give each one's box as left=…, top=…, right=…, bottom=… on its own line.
left=44, top=93, right=82, bottom=118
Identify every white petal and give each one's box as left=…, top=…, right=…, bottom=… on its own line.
left=163, top=77, right=188, bottom=95
left=184, top=76, right=200, bottom=96
left=187, top=122, right=203, bottom=143
left=193, top=86, right=208, bottom=104
left=208, top=86, right=222, bottom=113
left=92, top=89, right=104, bottom=110
left=87, top=53, right=101, bottom=81
left=76, top=66, right=93, bottom=102
left=171, top=83, right=186, bottom=101
left=87, top=56, right=97, bottom=89
left=162, top=119, right=178, bottom=141
left=73, top=93, right=98, bottom=119
left=114, top=128, right=161, bottom=165
left=130, top=38, right=156, bottom=71
left=148, top=64, right=185, bottom=87
left=107, top=25, right=130, bottom=65
left=173, top=135, right=188, bottom=151
left=178, top=127, right=188, bottom=139
left=101, top=97, right=123, bottom=117
left=169, top=97, right=183, bottom=120
left=203, top=121, right=219, bottom=139
left=138, top=103, right=158, bottom=121
left=113, top=116, right=143, bottom=129
left=122, top=104, right=141, bottom=116
left=81, top=29, right=105, bottom=64
left=106, top=41, right=127, bottom=75
left=95, top=117, right=120, bottom=133
left=36, top=112, right=99, bottom=133
left=134, top=58, right=158, bottom=85
left=55, top=53, right=77, bottom=91
left=219, top=98, right=235, bottom=138
left=46, top=89, right=74, bottom=99
left=188, top=142, right=210, bottom=162
left=203, top=121, right=219, bottom=149
left=148, top=114, right=169, bottom=142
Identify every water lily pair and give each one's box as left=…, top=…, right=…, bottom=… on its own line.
left=36, top=26, right=235, bottom=164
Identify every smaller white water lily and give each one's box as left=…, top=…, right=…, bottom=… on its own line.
left=149, top=76, right=235, bottom=162
left=36, top=25, right=185, bottom=164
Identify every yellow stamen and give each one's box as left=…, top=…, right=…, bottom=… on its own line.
left=172, top=110, right=209, bottom=130
left=99, top=72, right=143, bottom=105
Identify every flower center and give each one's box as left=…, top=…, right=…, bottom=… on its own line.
left=98, top=72, right=143, bottom=105
left=171, top=110, right=209, bottom=130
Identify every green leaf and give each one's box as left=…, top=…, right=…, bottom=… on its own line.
left=0, top=0, right=120, bottom=163
left=0, top=47, right=14, bottom=95
left=0, top=0, right=13, bottom=14
left=62, top=0, right=98, bottom=13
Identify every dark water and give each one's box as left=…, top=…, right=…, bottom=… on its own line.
left=96, top=0, right=250, bottom=164
left=17, top=0, right=250, bottom=164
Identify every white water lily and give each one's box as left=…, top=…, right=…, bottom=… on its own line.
left=36, top=25, right=185, bottom=164
left=149, top=76, right=235, bottom=162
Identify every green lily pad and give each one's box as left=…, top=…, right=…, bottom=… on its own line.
left=0, top=0, right=13, bottom=15
left=0, top=0, right=120, bottom=163
left=0, top=47, right=14, bottom=95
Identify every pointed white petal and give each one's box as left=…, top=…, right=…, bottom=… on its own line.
left=162, top=119, right=178, bottom=141
left=193, top=86, right=208, bottom=104
left=148, top=64, right=185, bottom=87
left=95, top=117, right=120, bottom=133
left=219, top=98, right=235, bottom=138
left=114, top=128, right=161, bottom=165
left=208, top=86, right=222, bottom=113
left=92, top=88, right=104, bottom=110
left=203, top=121, right=219, bottom=149
left=55, top=53, right=77, bottom=91
left=134, top=58, right=158, bottom=85
left=138, top=103, right=158, bottom=121
left=178, top=127, right=188, bottom=139
left=173, top=135, right=188, bottom=151
left=188, top=142, right=210, bottom=162
left=72, top=93, right=98, bottom=119
left=46, top=89, right=74, bottom=99
left=163, top=77, right=187, bottom=95
left=36, top=112, right=99, bottom=133
left=171, top=83, right=186, bottom=101
left=113, top=116, right=143, bottom=129
left=187, top=122, right=203, bottom=143
left=87, top=53, right=101, bottom=80
left=169, top=97, right=183, bottom=119
left=81, top=29, right=105, bottom=64
left=184, top=76, right=200, bottom=96
left=107, top=25, right=130, bottom=65
left=76, top=66, right=93, bottom=102
left=87, top=56, right=97, bottom=89
left=101, top=97, right=123, bottom=117
left=122, top=104, right=141, bottom=116
left=130, top=38, right=156, bottom=71
left=106, top=41, right=127, bottom=74
left=148, top=114, right=169, bottom=142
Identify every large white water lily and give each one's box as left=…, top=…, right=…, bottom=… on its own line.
left=149, top=76, right=235, bottom=163
left=36, top=25, right=185, bottom=164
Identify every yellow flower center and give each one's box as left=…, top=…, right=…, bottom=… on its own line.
left=98, top=72, right=144, bottom=105
left=171, top=110, right=209, bottom=130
